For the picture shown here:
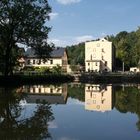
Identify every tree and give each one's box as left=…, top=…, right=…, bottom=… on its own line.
left=0, top=0, right=53, bottom=76
left=0, top=87, right=54, bottom=139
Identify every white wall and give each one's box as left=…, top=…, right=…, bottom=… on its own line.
left=25, top=58, right=62, bottom=68
left=85, top=38, right=113, bottom=72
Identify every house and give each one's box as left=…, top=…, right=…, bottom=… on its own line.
left=85, top=38, right=115, bottom=72
left=22, top=84, right=68, bottom=104
left=24, top=47, right=68, bottom=72
left=85, top=84, right=115, bottom=112
left=130, top=67, right=140, bottom=73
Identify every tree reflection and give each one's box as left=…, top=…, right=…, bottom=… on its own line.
left=115, top=85, right=140, bottom=131
left=0, top=87, right=54, bottom=140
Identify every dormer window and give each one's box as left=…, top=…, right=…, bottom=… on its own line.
left=33, top=60, right=35, bottom=64
left=37, top=59, right=41, bottom=65
left=50, top=60, right=53, bottom=64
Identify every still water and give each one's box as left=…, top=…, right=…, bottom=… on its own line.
left=0, top=83, right=140, bottom=140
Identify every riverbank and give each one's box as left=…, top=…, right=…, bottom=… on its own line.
left=80, top=73, right=140, bottom=84
left=0, top=74, right=74, bottom=86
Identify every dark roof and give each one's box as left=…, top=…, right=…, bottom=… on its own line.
left=25, top=47, right=65, bottom=58
left=25, top=95, right=67, bottom=104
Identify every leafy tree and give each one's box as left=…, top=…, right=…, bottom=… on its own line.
left=0, top=0, right=52, bottom=76
left=66, top=43, right=85, bottom=66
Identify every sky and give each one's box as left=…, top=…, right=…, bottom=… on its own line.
left=47, top=0, right=140, bottom=47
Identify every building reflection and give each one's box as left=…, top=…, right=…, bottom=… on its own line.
left=21, top=84, right=68, bottom=104
left=85, top=84, right=115, bottom=112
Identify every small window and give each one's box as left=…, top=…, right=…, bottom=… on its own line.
left=93, top=54, right=96, bottom=58
left=102, top=48, right=104, bottom=52
left=50, top=60, right=53, bottom=64
left=90, top=55, right=92, bottom=60
left=37, top=59, right=41, bottom=65
left=33, top=87, right=35, bottom=93
left=27, top=60, right=30, bottom=64
left=33, top=60, right=35, bottom=64
left=93, top=100, right=96, bottom=104
left=93, top=94, right=96, bottom=98
left=105, top=61, right=107, bottom=66
left=50, top=88, right=53, bottom=93
left=88, top=63, right=90, bottom=66
left=39, top=88, right=41, bottom=93
left=96, top=105, right=100, bottom=109
left=102, top=56, right=104, bottom=60
left=95, top=62, right=98, bottom=66
left=90, top=92, right=92, bottom=98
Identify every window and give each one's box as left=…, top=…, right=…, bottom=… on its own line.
left=93, top=100, right=96, bottom=104
left=27, top=60, right=30, bottom=65
left=93, top=54, right=96, bottom=58
left=102, top=56, right=104, bottom=60
left=50, top=88, right=53, bottom=93
left=37, top=59, right=41, bottom=65
left=95, top=62, right=98, bottom=66
left=88, top=63, right=90, bottom=66
left=105, top=61, right=107, bottom=66
left=33, top=59, right=35, bottom=64
left=90, top=92, right=92, bottom=98
left=50, top=60, right=53, bottom=64
left=93, top=94, right=96, bottom=98
left=102, top=48, right=104, bottom=52
left=33, top=87, right=35, bottom=93
left=39, top=88, right=41, bottom=93
left=90, top=55, right=92, bottom=60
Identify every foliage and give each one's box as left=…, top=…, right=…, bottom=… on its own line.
left=51, top=65, right=62, bottom=74
left=68, top=84, right=85, bottom=101
left=34, top=67, right=51, bottom=74
left=0, top=87, right=54, bottom=139
left=66, top=43, right=85, bottom=66
left=115, top=85, right=140, bottom=131
left=107, top=27, right=140, bottom=70
left=0, top=0, right=52, bottom=76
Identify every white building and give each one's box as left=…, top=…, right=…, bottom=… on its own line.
left=130, top=67, right=140, bottom=73
left=85, top=84, right=114, bottom=112
left=24, top=47, right=68, bottom=72
left=21, top=84, right=68, bottom=104
left=85, top=38, right=115, bottom=72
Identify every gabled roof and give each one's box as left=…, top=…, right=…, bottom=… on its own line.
left=25, top=47, right=65, bottom=58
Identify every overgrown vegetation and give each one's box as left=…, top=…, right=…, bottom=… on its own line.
left=0, top=0, right=52, bottom=76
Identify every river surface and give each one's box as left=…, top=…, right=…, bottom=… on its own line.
left=0, top=83, right=140, bottom=140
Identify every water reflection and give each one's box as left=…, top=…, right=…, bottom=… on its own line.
left=1, top=84, right=140, bottom=139
left=22, top=84, right=68, bottom=104
left=0, top=87, right=54, bottom=140
left=85, top=84, right=115, bottom=112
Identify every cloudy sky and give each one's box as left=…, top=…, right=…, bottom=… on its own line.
left=47, top=0, right=140, bottom=47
